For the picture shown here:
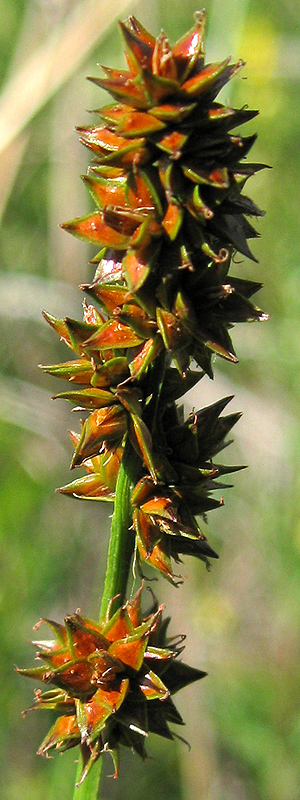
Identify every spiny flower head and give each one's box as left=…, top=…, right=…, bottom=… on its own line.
left=42, top=304, right=243, bottom=581
left=60, top=10, right=268, bottom=379
left=18, top=588, right=205, bottom=782
left=40, top=12, right=268, bottom=579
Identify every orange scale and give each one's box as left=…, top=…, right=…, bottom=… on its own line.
left=90, top=284, right=129, bottom=314
left=53, top=659, right=94, bottom=694
left=90, top=358, right=129, bottom=389
left=71, top=406, right=127, bottom=468
left=42, top=312, right=73, bottom=349
left=90, top=76, right=148, bottom=109
left=151, top=101, right=196, bottom=122
left=56, top=714, right=79, bottom=738
left=91, top=680, right=128, bottom=711
left=82, top=677, right=129, bottom=740
left=37, top=713, right=80, bottom=755
left=103, top=207, right=144, bottom=236
left=172, top=11, right=205, bottom=81
left=78, top=697, right=111, bottom=742
left=40, top=650, right=72, bottom=669
left=103, top=608, right=134, bottom=643
left=162, top=203, right=184, bottom=240
left=117, top=109, right=165, bottom=137
left=156, top=308, right=187, bottom=352
left=69, top=629, right=107, bottom=659
left=129, top=415, right=158, bottom=483
left=126, top=171, right=159, bottom=210
left=152, top=32, right=177, bottom=81
left=58, top=474, right=115, bottom=500
left=140, top=69, right=179, bottom=106
left=129, top=217, right=161, bottom=248
left=85, top=319, right=144, bottom=350
left=79, top=618, right=106, bottom=639
left=124, top=16, right=156, bottom=50
left=181, top=58, right=231, bottom=96
left=61, top=212, right=131, bottom=249
left=53, top=713, right=79, bottom=738
left=83, top=175, right=128, bottom=208
left=208, top=105, right=235, bottom=121
left=137, top=537, right=174, bottom=581
left=129, top=335, right=163, bottom=380
left=133, top=508, right=162, bottom=555
left=122, top=249, right=150, bottom=292
left=96, top=67, right=131, bottom=82
left=77, top=125, right=130, bottom=152
left=108, top=634, right=148, bottom=672
left=103, top=142, right=150, bottom=169
left=139, top=670, right=169, bottom=700
left=207, top=167, right=230, bottom=188
left=120, top=23, right=154, bottom=75
left=141, top=495, right=177, bottom=519
left=118, top=304, right=156, bottom=339
left=157, top=129, right=188, bottom=156
left=131, top=476, right=155, bottom=507
left=99, top=446, right=123, bottom=492
left=125, top=585, right=143, bottom=629
left=100, top=102, right=133, bottom=124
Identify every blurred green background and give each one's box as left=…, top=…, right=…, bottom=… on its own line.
left=1, top=0, right=300, bottom=798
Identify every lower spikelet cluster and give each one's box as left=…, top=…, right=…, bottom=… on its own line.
left=18, top=588, right=204, bottom=782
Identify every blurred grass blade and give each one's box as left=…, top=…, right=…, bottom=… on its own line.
left=0, top=0, right=140, bottom=157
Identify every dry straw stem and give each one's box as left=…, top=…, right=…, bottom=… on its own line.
left=0, top=0, right=137, bottom=158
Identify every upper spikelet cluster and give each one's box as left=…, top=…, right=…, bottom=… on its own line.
left=61, top=11, right=267, bottom=377
left=40, top=12, right=267, bottom=581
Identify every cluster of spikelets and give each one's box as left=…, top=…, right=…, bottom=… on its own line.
left=41, top=11, right=267, bottom=583
left=18, top=588, right=205, bottom=784
left=20, top=11, right=268, bottom=782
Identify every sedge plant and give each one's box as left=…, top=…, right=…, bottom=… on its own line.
left=18, top=10, right=268, bottom=800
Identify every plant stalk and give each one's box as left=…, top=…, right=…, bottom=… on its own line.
left=72, top=439, right=141, bottom=800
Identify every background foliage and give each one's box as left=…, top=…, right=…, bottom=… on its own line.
left=1, top=1, right=300, bottom=798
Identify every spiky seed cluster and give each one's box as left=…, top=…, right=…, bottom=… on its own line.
left=40, top=12, right=267, bottom=581
left=43, top=308, right=243, bottom=580
left=62, top=11, right=267, bottom=376
left=18, top=588, right=204, bottom=782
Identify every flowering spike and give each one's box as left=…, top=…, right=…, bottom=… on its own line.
left=20, top=11, right=268, bottom=789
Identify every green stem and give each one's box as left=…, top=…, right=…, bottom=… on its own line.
left=72, top=758, right=103, bottom=800
left=100, top=440, right=141, bottom=618
left=72, top=439, right=141, bottom=800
